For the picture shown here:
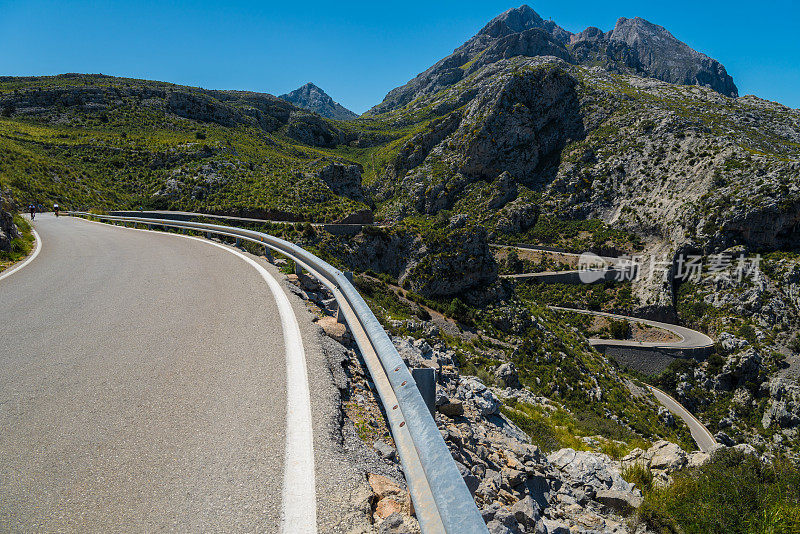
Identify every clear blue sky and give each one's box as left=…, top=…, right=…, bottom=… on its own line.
left=1, top=0, right=798, bottom=112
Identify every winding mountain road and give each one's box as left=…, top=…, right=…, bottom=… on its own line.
left=550, top=306, right=717, bottom=451
left=0, top=214, right=362, bottom=532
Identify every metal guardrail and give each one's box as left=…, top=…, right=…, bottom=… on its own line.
left=68, top=212, right=487, bottom=534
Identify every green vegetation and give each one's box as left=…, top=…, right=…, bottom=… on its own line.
left=517, top=280, right=635, bottom=312
left=608, top=318, right=632, bottom=340
left=0, top=75, right=373, bottom=221
left=0, top=215, right=35, bottom=271
left=636, top=449, right=800, bottom=534
left=499, top=216, right=643, bottom=254
left=502, top=398, right=650, bottom=458
left=622, top=462, right=655, bottom=493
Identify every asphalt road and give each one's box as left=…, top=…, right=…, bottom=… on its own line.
left=648, top=385, right=718, bottom=452
left=0, top=214, right=356, bottom=532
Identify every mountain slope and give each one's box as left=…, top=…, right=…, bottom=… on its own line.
left=279, top=82, right=358, bottom=120
left=0, top=74, right=368, bottom=221
left=369, top=5, right=737, bottom=114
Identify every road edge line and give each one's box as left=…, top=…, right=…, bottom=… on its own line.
left=71, top=217, right=318, bottom=532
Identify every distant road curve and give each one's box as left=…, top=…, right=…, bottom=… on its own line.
left=548, top=306, right=714, bottom=352
left=648, top=384, right=718, bottom=452
left=550, top=305, right=717, bottom=451
left=492, top=244, right=637, bottom=284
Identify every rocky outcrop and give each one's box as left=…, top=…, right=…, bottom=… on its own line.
left=286, top=111, right=346, bottom=147
left=279, top=82, right=358, bottom=120
left=403, top=226, right=497, bottom=298
left=762, top=378, right=800, bottom=430
left=308, top=162, right=366, bottom=202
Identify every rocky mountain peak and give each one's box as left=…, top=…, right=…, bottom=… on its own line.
left=478, top=5, right=572, bottom=44
left=370, top=6, right=738, bottom=114
left=604, top=16, right=739, bottom=97
left=279, top=82, right=358, bottom=120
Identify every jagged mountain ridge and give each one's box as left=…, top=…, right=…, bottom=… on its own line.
left=370, top=5, right=737, bottom=114
left=279, top=82, right=358, bottom=120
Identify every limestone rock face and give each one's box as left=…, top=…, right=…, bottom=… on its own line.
left=762, top=378, right=800, bottom=429
left=307, top=162, right=366, bottom=202
left=605, top=17, right=737, bottom=97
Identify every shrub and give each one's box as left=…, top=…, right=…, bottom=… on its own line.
left=637, top=449, right=800, bottom=534
left=739, top=323, right=758, bottom=344
left=447, top=297, right=473, bottom=325
left=609, top=319, right=631, bottom=340
left=623, top=462, right=654, bottom=493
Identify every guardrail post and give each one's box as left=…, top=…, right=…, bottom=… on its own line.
left=235, top=237, right=241, bottom=248
left=343, top=271, right=353, bottom=283
left=335, top=304, right=346, bottom=325
left=293, top=262, right=302, bottom=276
left=264, top=247, right=274, bottom=263
left=411, top=368, right=436, bottom=417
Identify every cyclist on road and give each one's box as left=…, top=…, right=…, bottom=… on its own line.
left=28, top=204, right=36, bottom=220
left=54, top=203, right=59, bottom=217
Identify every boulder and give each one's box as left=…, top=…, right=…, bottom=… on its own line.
left=547, top=448, right=633, bottom=493
left=648, top=440, right=688, bottom=471
left=373, top=440, right=397, bottom=462
left=495, top=362, right=521, bottom=389
left=458, top=378, right=500, bottom=416
left=511, top=495, right=542, bottom=530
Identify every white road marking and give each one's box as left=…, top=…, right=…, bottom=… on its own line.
left=72, top=217, right=318, bottom=532
left=0, top=226, right=42, bottom=282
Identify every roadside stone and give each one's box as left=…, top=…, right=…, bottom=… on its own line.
left=541, top=517, right=570, bottom=534
left=511, top=495, right=541, bottom=530
left=375, top=496, right=409, bottom=520
left=317, top=315, right=349, bottom=344
left=486, top=520, right=516, bottom=534
left=378, top=512, right=412, bottom=534
left=368, top=473, right=401, bottom=500
left=456, top=461, right=480, bottom=495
